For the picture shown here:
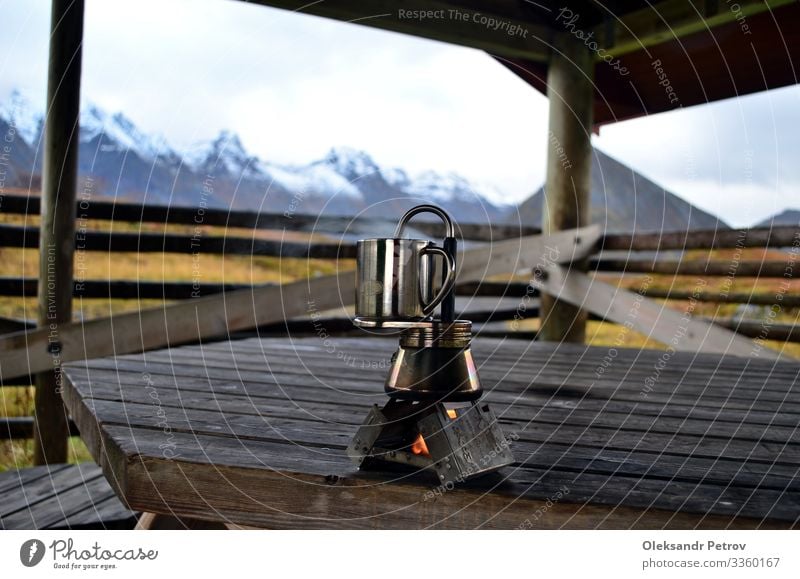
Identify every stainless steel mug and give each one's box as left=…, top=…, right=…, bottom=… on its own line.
left=356, top=206, right=456, bottom=321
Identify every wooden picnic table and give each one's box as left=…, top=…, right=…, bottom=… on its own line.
left=60, top=336, right=800, bottom=529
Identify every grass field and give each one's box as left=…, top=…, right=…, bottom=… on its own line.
left=1, top=211, right=798, bottom=470
left=0, top=211, right=345, bottom=470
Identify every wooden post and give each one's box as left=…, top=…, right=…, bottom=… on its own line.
left=539, top=33, right=594, bottom=343
left=33, top=0, right=84, bottom=465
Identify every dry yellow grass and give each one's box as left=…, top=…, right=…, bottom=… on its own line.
left=0, top=212, right=348, bottom=469
left=0, top=386, right=93, bottom=471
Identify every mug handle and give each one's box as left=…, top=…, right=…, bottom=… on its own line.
left=420, top=246, right=456, bottom=318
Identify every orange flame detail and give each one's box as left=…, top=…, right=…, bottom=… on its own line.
left=411, top=433, right=430, bottom=456
left=447, top=409, right=458, bottom=419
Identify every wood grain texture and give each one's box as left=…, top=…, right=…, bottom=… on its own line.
left=60, top=336, right=800, bottom=529
left=0, top=463, right=136, bottom=529
left=534, top=264, right=782, bottom=360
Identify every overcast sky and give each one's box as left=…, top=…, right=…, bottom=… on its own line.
left=1, top=0, right=799, bottom=226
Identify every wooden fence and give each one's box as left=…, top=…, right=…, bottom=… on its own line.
left=1, top=193, right=799, bottom=445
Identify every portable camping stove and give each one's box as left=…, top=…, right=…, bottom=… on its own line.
left=347, top=205, right=514, bottom=485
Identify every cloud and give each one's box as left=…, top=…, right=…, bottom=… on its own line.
left=1, top=0, right=799, bottom=225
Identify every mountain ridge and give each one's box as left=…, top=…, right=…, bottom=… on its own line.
left=0, top=90, right=509, bottom=223
left=1, top=89, right=733, bottom=233
left=756, top=209, right=800, bottom=228
left=509, top=148, right=729, bottom=233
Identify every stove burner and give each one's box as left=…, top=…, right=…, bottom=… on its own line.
left=349, top=204, right=514, bottom=484
left=347, top=399, right=513, bottom=485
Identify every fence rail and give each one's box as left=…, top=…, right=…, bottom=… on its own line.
left=2, top=193, right=800, bottom=447
left=0, top=194, right=538, bottom=242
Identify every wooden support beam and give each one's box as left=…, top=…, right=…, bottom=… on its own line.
left=1, top=417, right=79, bottom=441
left=533, top=264, right=781, bottom=360
left=0, top=316, right=35, bottom=334
left=0, top=272, right=354, bottom=385
left=593, top=258, right=800, bottom=278
left=639, top=289, right=800, bottom=308
left=457, top=225, right=600, bottom=282
left=601, top=226, right=800, bottom=251
left=593, top=0, right=797, bottom=59
left=539, top=34, right=594, bottom=344
left=0, top=224, right=351, bottom=258
left=0, top=227, right=598, bottom=382
left=245, top=0, right=551, bottom=63
left=711, top=319, right=800, bottom=343
left=0, top=278, right=254, bottom=300
left=33, top=0, right=84, bottom=465
left=460, top=282, right=800, bottom=309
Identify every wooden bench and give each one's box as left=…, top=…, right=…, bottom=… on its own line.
left=0, top=462, right=137, bottom=529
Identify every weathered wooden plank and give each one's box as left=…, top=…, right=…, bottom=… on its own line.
left=534, top=264, right=781, bottom=359
left=0, top=277, right=538, bottom=301
left=203, top=339, right=800, bottom=389
left=0, top=461, right=101, bottom=519
left=0, top=223, right=350, bottom=258
left=457, top=225, right=600, bottom=281
left=241, top=340, right=799, bottom=387
left=1, top=416, right=79, bottom=440
left=0, top=315, right=34, bottom=334
left=639, top=288, right=800, bottom=308
left=63, top=367, right=800, bottom=452
left=1, top=473, right=129, bottom=530
left=73, top=352, right=800, bottom=423
left=178, top=340, right=800, bottom=402
left=75, top=386, right=800, bottom=467
left=455, top=281, right=539, bottom=298
left=593, top=258, right=800, bottom=278
left=75, top=394, right=800, bottom=488
left=59, top=337, right=800, bottom=529
left=0, top=277, right=253, bottom=299
left=82, top=359, right=800, bottom=449
left=63, top=492, right=137, bottom=529
left=77, top=352, right=800, bottom=411
left=714, top=319, right=800, bottom=342
left=92, top=425, right=799, bottom=527
left=0, top=463, right=71, bottom=495
left=140, top=354, right=800, bottom=414
left=64, top=358, right=800, bottom=466
left=0, top=193, right=538, bottom=242
left=458, top=281, right=800, bottom=309
left=601, top=225, right=800, bottom=251
left=62, top=363, right=800, bottom=428
left=0, top=271, right=354, bottom=382
left=238, top=331, right=796, bottom=374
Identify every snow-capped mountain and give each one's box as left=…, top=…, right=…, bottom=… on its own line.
left=0, top=90, right=509, bottom=222
left=407, top=171, right=506, bottom=206
left=1, top=90, right=735, bottom=233
left=80, top=106, right=175, bottom=164
left=0, top=90, right=42, bottom=145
